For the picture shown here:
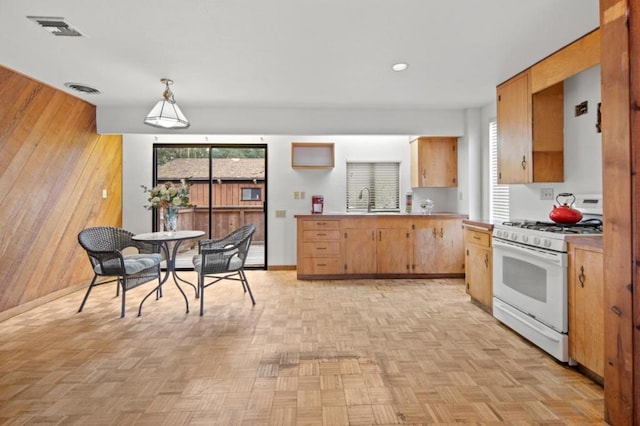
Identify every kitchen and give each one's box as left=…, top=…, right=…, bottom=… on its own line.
left=0, top=0, right=637, bottom=423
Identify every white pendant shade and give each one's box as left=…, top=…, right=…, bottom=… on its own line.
left=144, top=79, right=190, bottom=129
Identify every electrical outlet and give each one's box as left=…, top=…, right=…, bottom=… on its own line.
left=540, top=188, right=554, bottom=200
left=275, top=210, right=286, bottom=218
left=300, top=191, right=305, bottom=199
left=294, top=191, right=300, bottom=200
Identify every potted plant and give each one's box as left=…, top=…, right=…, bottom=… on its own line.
left=142, top=179, right=193, bottom=232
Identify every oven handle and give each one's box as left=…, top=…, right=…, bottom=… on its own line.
left=493, top=238, right=566, bottom=266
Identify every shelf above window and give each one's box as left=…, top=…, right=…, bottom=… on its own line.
left=291, top=142, right=335, bottom=169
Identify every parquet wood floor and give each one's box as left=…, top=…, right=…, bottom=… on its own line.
left=0, top=271, right=604, bottom=425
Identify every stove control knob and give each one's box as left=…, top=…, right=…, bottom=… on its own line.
left=543, top=239, right=552, bottom=248
left=496, top=230, right=502, bottom=238
left=533, top=237, right=541, bottom=245
left=511, top=232, right=518, bottom=241
left=522, top=235, right=529, bottom=243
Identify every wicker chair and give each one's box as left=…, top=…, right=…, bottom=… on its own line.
left=193, top=224, right=256, bottom=315
left=77, top=226, right=163, bottom=318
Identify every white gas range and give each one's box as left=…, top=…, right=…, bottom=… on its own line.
left=491, top=194, right=603, bottom=363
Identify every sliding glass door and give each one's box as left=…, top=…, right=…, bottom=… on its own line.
left=153, top=144, right=267, bottom=269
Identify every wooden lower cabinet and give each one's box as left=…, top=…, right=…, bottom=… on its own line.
left=296, top=215, right=465, bottom=279
left=463, top=225, right=493, bottom=310
left=568, top=240, right=604, bottom=378
left=296, top=218, right=343, bottom=276
left=343, top=217, right=412, bottom=274
left=413, top=217, right=464, bottom=274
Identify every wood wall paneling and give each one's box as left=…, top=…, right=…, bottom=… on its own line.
left=0, top=65, right=122, bottom=314
left=599, top=0, right=634, bottom=424
left=631, top=0, right=640, bottom=424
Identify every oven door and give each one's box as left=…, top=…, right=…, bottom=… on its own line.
left=492, top=238, right=568, bottom=333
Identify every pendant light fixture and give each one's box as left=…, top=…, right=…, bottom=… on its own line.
left=144, top=78, right=190, bottom=129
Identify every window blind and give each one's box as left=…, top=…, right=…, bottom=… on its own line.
left=346, top=162, right=400, bottom=212
left=490, top=120, right=510, bottom=223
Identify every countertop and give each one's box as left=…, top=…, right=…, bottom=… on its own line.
left=295, top=212, right=468, bottom=219
left=462, top=218, right=496, bottom=230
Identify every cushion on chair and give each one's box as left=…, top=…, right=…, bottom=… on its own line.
left=193, top=254, right=243, bottom=274
left=94, top=253, right=162, bottom=275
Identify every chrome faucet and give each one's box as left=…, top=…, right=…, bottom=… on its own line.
left=358, top=187, right=372, bottom=213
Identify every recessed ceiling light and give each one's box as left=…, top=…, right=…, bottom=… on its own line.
left=391, top=63, right=409, bottom=72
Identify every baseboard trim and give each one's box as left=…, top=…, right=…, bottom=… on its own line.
left=267, top=265, right=296, bottom=271
left=0, top=282, right=85, bottom=322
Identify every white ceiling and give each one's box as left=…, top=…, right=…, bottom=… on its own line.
left=1, top=1, right=599, bottom=113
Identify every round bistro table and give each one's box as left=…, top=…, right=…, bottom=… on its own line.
left=133, top=230, right=205, bottom=313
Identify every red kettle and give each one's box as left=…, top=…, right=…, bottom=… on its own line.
left=549, top=193, right=583, bottom=224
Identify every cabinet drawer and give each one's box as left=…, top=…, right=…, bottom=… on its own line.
left=302, top=220, right=340, bottom=230
left=302, top=230, right=341, bottom=241
left=302, top=241, right=341, bottom=257
left=465, top=229, right=490, bottom=247
left=300, top=258, right=343, bottom=275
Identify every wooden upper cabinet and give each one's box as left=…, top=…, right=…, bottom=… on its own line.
left=410, top=137, right=458, bottom=188
left=497, top=71, right=532, bottom=184
left=291, top=142, right=335, bottom=169
left=496, top=29, right=600, bottom=185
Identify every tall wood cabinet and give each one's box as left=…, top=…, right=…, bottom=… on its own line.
left=463, top=223, right=493, bottom=311
left=410, top=137, right=458, bottom=187
left=568, top=238, right=604, bottom=379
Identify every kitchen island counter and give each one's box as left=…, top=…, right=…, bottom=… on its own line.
left=296, top=214, right=467, bottom=279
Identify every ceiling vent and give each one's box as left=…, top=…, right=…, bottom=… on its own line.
left=64, top=82, right=101, bottom=95
left=27, top=16, right=84, bottom=37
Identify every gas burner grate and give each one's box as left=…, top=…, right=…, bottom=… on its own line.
left=502, top=219, right=602, bottom=234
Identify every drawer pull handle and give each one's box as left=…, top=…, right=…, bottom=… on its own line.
left=317, top=247, right=326, bottom=250
left=317, top=233, right=326, bottom=236
left=317, top=263, right=327, bottom=267
left=473, top=235, right=481, bottom=240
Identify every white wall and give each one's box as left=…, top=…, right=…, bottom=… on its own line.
left=509, top=65, right=602, bottom=221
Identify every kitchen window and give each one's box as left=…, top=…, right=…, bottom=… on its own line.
left=346, top=162, right=400, bottom=212
left=490, top=120, right=510, bottom=222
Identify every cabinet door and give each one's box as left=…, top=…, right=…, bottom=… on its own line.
left=343, top=228, right=376, bottom=274
left=465, top=244, right=492, bottom=308
left=413, top=218, right=464, bottom=274
left=497, top=71, right=531, bottom=184
left=436, top=219, right=465, bottom=273
left=411, top=137, right=458, bottom=188
left=569, top=246, right=604, bottom=377
left=412, top=221, right=435, bottom=273
left=376, top=228, right=412, bottom=274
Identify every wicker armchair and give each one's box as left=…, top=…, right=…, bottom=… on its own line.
left=193, top=224, right=256, bottom=315
left=77, top=226, right=163, bottom=317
